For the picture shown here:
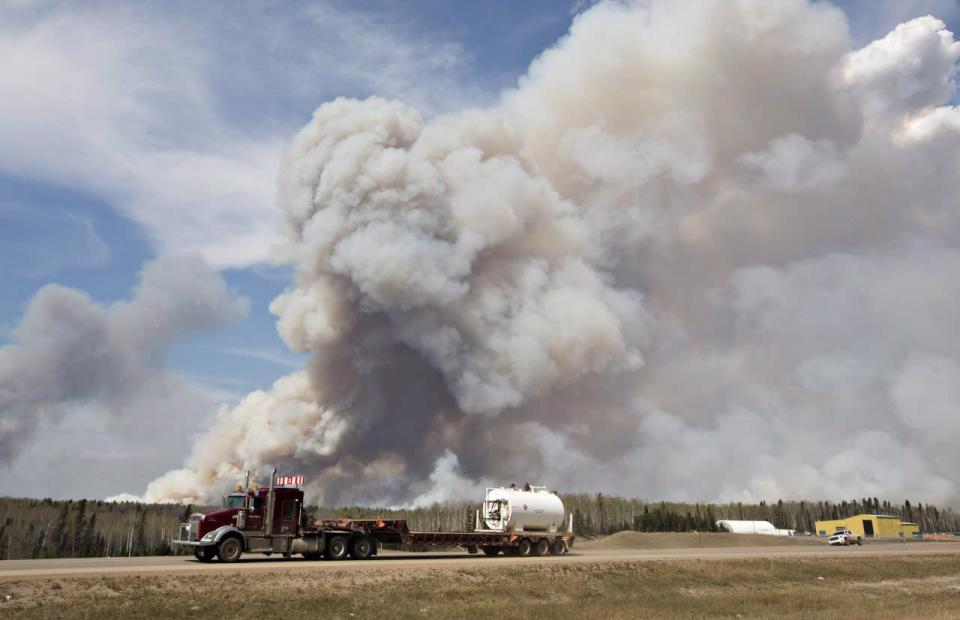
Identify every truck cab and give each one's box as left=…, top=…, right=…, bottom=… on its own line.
left=174, top=471, right=306, bottom=562
left=201, top=488, right=302, bottom=535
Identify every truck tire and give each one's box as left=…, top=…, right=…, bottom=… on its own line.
left=350, top=536, right=374, bottom=560
left=550, top=540, right=567, bottom=555
left=325, top=535, right=349, bottom=560
left=194, top=547, right=215, bottom=562
left=481, top=547, right=500, bottom=556
left=217, top=537, right=243, bottom=563
left=534, top=539, right=550, bottom=556
left=517, top=538, right=532, bottom=557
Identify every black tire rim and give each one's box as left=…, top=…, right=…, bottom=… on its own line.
left=356, top=539, right=371, bottom=556
left=331, top=539, right=347, bottom=556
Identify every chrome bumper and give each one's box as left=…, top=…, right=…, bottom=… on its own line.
left=173, top=521, right=213, bottom=548
left=172, top=539, right=213, bottom=548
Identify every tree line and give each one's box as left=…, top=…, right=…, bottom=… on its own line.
left=0, top=498, right=196, bottom=560
left=1, top=494, right=958, bottom=560
left=561, top=494, right=960, bottom=537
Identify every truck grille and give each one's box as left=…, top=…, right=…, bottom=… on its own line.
left=175, top=516, right=201, bottom=543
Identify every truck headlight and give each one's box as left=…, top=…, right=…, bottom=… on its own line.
left=201, top=532, right=215, bottom=541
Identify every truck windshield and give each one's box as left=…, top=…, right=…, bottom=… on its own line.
left=224, top=495, right=246, bottom=509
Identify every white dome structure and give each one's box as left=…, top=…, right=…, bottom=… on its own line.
left=716, top=520, right=795, bottom=536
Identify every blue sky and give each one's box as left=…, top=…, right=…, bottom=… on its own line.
left=1, top=0, right=958, bottom=499
left=0, top=0, right=587, bottom=395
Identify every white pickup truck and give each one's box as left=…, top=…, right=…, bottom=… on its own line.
left=828, top=529, right=863, bottom=546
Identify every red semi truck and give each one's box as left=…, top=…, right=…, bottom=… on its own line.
left=173, top=470, right=574, bottom=562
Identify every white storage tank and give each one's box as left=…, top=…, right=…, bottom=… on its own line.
left=483, top=486, right=564, bottom=533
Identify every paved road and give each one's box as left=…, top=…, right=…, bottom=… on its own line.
left=1, top=543, right=957, bottom=580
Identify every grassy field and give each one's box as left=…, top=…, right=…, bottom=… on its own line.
left=2, top=553, right=960, bottom=619
left=580, top=531, right=823, bottom=549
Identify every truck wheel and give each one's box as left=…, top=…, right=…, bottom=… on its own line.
left=350, top=536, right=374, bottom=560
left=534, top=539, right=550, bottom=556
left=550, top=540, right=567, bottom=555
left=194, top=547, right=215, bottom=562
left=217, top=537, right=243, bottom=563
left=481, top=547, right=500, bottom=556
left=517, top=538, right=532, bottom=557
left=325, top=536, right=349, bottom=560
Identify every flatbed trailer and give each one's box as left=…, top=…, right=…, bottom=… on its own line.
left=315, top=518, right=574, bottom=557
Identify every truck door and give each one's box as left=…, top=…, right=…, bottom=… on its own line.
left=243, top=494, right=263, bottom=531
left=279, top=499, right=299, bottom=535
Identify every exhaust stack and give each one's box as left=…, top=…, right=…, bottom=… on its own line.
left=265, top=468, right=277, bottom=535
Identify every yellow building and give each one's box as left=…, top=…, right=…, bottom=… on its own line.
left=815, top=514, right=920, bottom=538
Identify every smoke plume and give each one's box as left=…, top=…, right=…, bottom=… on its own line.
left=0, top=255, right=248, bottom=463
left=147, top=0, right=960, bottom=507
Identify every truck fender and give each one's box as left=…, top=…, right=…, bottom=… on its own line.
left=205, top=526, right=245, bottom=546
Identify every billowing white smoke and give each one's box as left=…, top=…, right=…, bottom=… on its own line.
left=0, top=255, right=248, bottom=463
left=147, top=0, right=960, bottom=507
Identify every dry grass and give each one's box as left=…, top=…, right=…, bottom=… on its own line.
left=2, top=554, right=960, bottom=619
left=581, top=531, right=823, bottom=549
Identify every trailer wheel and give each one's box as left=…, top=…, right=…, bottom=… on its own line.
left=517, top=538, right=532, bottom=557
left=194, top=547, right=215, bottom=562
left=217, top=537, right=243, bottom=563
left=550, top=540, right=567, bottom=555
left=325, top=535, right=349, bottom=560
left=350, top=536, right=374, bottom=560
left=534, top=539, right=550, bottom=556
left=481, top=547, right=500, bottom=556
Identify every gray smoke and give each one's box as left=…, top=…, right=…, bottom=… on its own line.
left=147, top=0, right=960, bottom=507
left=0, top=255, right=248, bottom=462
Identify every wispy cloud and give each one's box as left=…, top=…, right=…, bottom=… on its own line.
left=0, top=204, right=111, bottom=277
left=0, top=2, right=482, bottom=269
left=299, top=4, right=484, bottom=115
left=64, top=212, right=111, bottom=268
left=223, top=347, right=306, bottom=369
